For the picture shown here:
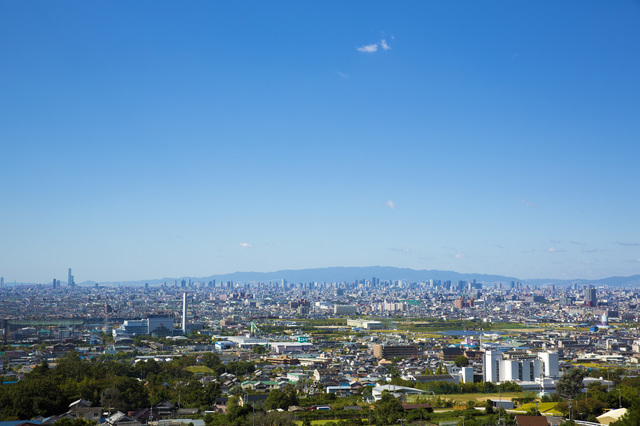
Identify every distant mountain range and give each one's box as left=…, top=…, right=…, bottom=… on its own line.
left=69, top=266, right=640, bottom=287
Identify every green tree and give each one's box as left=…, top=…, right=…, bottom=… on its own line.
left=181, top=380, right=207, bottom=408
left=264, top=389, right=291, bottom=410
left=612, top=406, right=640, bottom=426
left=227, top=396, right=253, bottom=423
left=484, top=399, right=494, bottom=414
left=101, top=376, right=149, bottom=412
left=285, top=384, right=298, bottom=407
left=53, top=351, right=88, bottom=382
left=253, top=345, right=267, bottom=355
left=373, top=392, right=404, bottom=425
left=454, top=356, right=469, bottom=368
left=54, top=419, right=96, bottom=426
left=225, top=361, right=255, bottom=377
left=556, top=368, right=587, bottom=399
left=202, top=353, right=225, bottom=375
left=248, top=411, right=295, bottom=426
left=202, top=382, right=222, bottom=407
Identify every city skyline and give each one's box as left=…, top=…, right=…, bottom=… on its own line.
left=1, top=2, right=639, bottom=283
left=3, top=265, right=640, bottom=288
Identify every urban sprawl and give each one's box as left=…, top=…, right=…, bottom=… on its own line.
left=1, top=272, right=639, bottom=426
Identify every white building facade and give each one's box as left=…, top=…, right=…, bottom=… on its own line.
left=484, top=351, right=559, bottom=384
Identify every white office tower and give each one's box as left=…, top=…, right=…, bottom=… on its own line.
left=461, top=367, right=474, bottom=383
left=484, top=351, right=559, bottom=383
left=182, top=293, right=187, bottom=334
left=501, top=359, right=542, bottom=382
left=538, top=352, right=559, bottom=378
left=484, top=350, right=502, bottom=382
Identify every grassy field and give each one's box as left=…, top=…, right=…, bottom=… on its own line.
left=295, top=421, right=366, bottom=426
left=185, top=365, right=215, bottom=374
left=518, top=402, right=562, bottom=415
left=407, top=392, right=527, bottom=404
left=572, top=363, right=602, bottom=368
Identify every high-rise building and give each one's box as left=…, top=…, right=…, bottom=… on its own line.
left=68, top=268, right=75, bottom=287
left=182, top=293, right=187, bottom=334
left=585, top=285, right=597, bottom=307
left=1, top=277, right=4, bottom=287
left=148, top=314, right=173, bottom=337
left=539, top=352, right=559, bottom=377
left=484, top=350, right=502, bottom=383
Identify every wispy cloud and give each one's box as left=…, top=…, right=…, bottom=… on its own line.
left=357, top=44, right=378, bottom=53
left=455, top=253, right=466, bottom=259
left=386, top=200, right=396, bottom=209
left=616, top=241, right=640, bottom=247
left=388, top=247, right=411, bottom=254
left=582, top=248, right=606, bottom=253
left=547, top=247, right=566, bottom=253
left=357, top=38, right=392, bottom=54
left=521, top=200, right=535, bottom=207
left=336, top=71, right=349, bottom=79
left=239, top=243, right=253, bottom=248
left=570, top=241, right=586, bottom=246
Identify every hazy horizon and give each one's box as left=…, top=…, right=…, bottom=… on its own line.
left=4, top=265, right=640, bottom=287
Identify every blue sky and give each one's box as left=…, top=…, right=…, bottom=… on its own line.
left=1, top=1, right=639, bottom=283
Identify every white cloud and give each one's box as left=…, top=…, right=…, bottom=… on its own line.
left=388, top=247, right=411, bottom=254
left=357, top=37, right=393, bottom=54
left=521, top=200, right=535, bottom=207
left=357, top=44, right=378, bottom=53
left=455, top=253, right=466, bottom=259
left=336, top=71, right=349, bottom=78
left=547, top=247, right=566, bottom=253
left=386, top=200, right=396, bottom=209
left=239, top=243, right=253, bottom=248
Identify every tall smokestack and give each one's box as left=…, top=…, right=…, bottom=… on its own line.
left=182, top=293, right=187, bottom=334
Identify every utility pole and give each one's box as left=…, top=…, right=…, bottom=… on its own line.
left=569, top=402, right=572, bottom=422
left=618, top=388, right=622, bottom=408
